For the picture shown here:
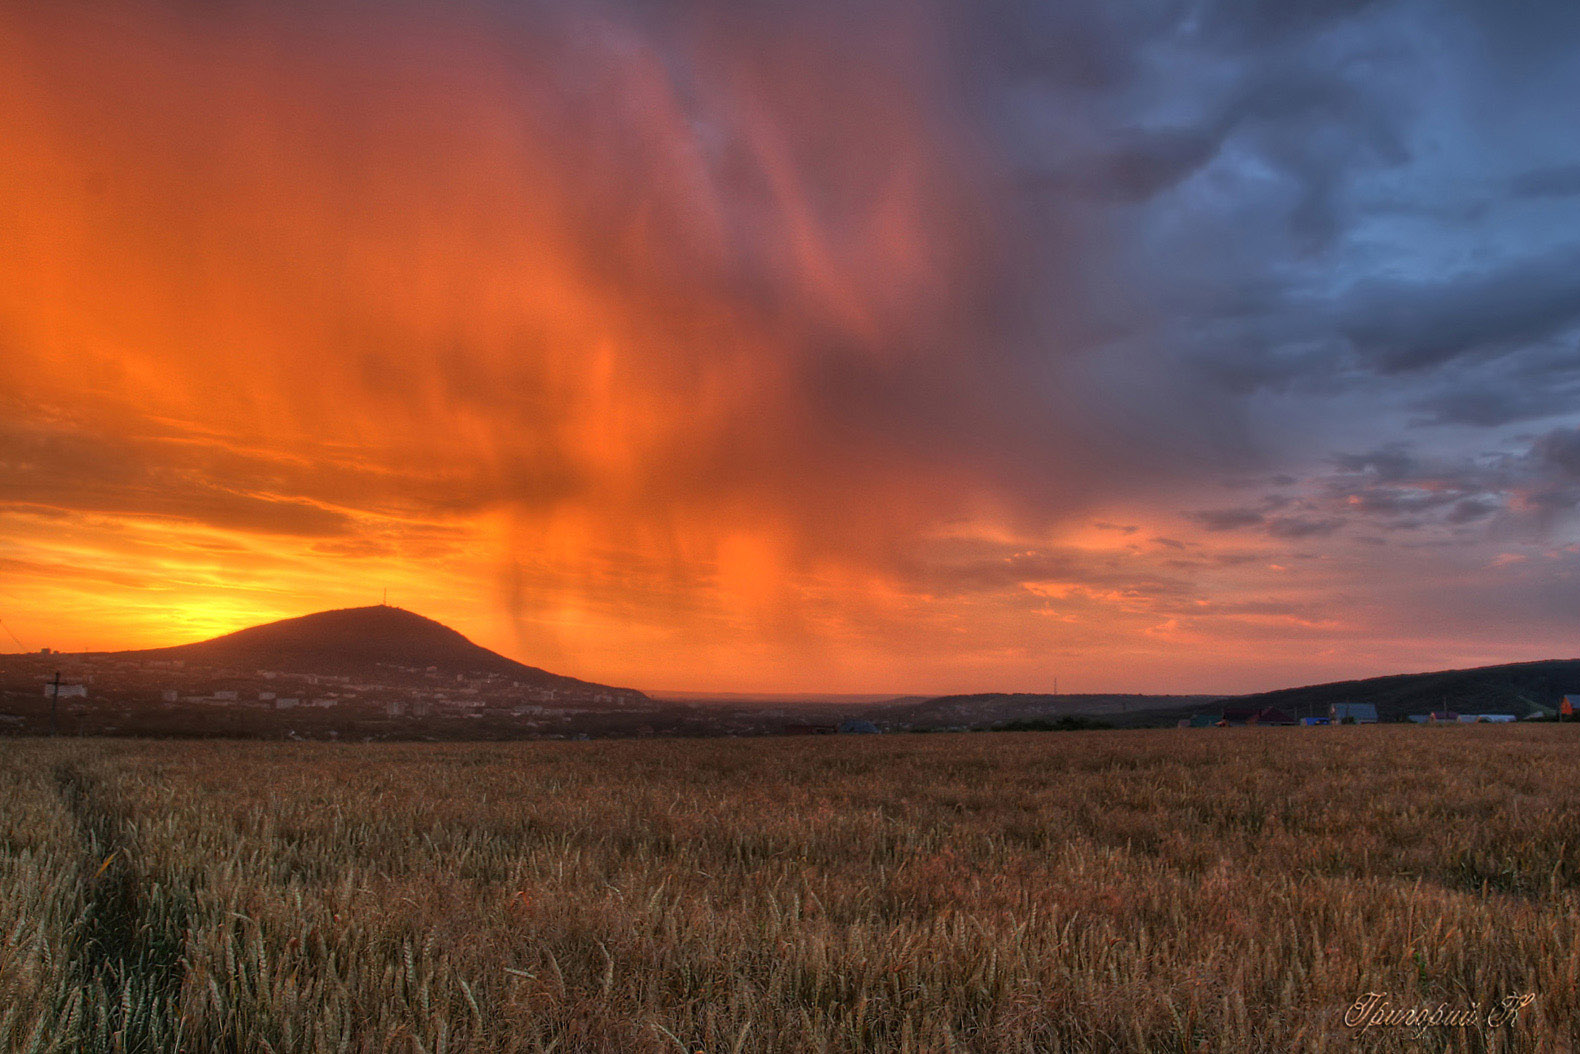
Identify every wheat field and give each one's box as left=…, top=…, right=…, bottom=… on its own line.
left=2, top=728, right=1577, bottom=1052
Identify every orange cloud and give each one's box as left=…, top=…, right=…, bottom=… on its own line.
left=2, top=3, right=1575, bottom=694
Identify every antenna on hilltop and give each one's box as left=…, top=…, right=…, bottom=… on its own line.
left=382, top=588, right=388, bottom=607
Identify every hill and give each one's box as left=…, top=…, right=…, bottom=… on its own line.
left=900, top=660, right=1580, bottom=727
left=118, top=605, right=640, bottom=695
left=1223, top=658, right=1580, bottom=721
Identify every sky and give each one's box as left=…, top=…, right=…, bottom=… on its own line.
left=2, top=0, right=1580, bottom=695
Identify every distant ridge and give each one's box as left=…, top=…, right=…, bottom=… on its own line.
left=879, top=660, right=1580, bottom=727
left=1223, top=657, right=1580, bottom=721
left=110, top=605, right=642, bottom=696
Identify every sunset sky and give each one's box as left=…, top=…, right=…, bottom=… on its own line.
left=3, top=1, right=1580, bottom=694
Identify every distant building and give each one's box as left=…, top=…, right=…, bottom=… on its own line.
left=1218, top=706, right=1296, bottom=726
left=1330, top=703, right=1378, bottom=724
left=210, top=690, right=238, bottom=702
left=274, top=697, right=300, bottom=710
left=838, top=719, right=881, bottom=734
left=44, top=684, right=87, bottom=699
left=1466, top=714, right=1517, bottom=723
left=1186, top=714, right=1218, bottom=728
left=1300, top=716, right=1330, bottom=726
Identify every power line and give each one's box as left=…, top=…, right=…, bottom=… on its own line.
left=0, top=617, right=26, bottom=653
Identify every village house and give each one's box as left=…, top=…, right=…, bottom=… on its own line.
left=1329, top=702, right=1378, bottom=724
left=1216, top=706, right=1296, bottom=726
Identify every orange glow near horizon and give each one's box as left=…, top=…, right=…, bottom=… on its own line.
left=2, top=4, right=1573, bottom=695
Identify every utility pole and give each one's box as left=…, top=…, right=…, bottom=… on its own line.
left=49, top=670, right=60, bottom=737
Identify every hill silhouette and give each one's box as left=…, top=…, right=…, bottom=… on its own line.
left=1223, top=658, right=1580, bottom=721
left=118, top=605, right=639, bottom=695
left=884, top=660, right=1580, bottom=727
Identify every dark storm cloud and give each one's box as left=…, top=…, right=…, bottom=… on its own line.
left=1005, top=0, right=1580, bottom=457
left=1263, top=426, right=1580, bottom=541
left=1195, top=0, right=1386, bottom=44
left=1511, top=164, right=1580, bottom=199
left=1533, top=426, right=1580, bottom=477
left=1322, top=446, right=1506, bottom=523
left=1330, top=448, right=1419, bottom=481
left=1412, top=364, right=1580, bottom=427
left=1339, top=249, right=1580, bottom=373
left=1052, top=127, right=1230, bottom=204
left=1025, top=27, right=1407, bottom=234
left=551, top=0, right=1479, bottom=543
left=1266, top=516, right=1343, bottom=539
left=1446, top=498, right=1500, bottom=524
left=1187, top=506, right=1344, bottom=539
left=1190, top=509, right=1266, bottom=532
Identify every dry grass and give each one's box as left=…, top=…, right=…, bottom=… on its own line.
left=2, top=727, right=1578, bottom=1052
